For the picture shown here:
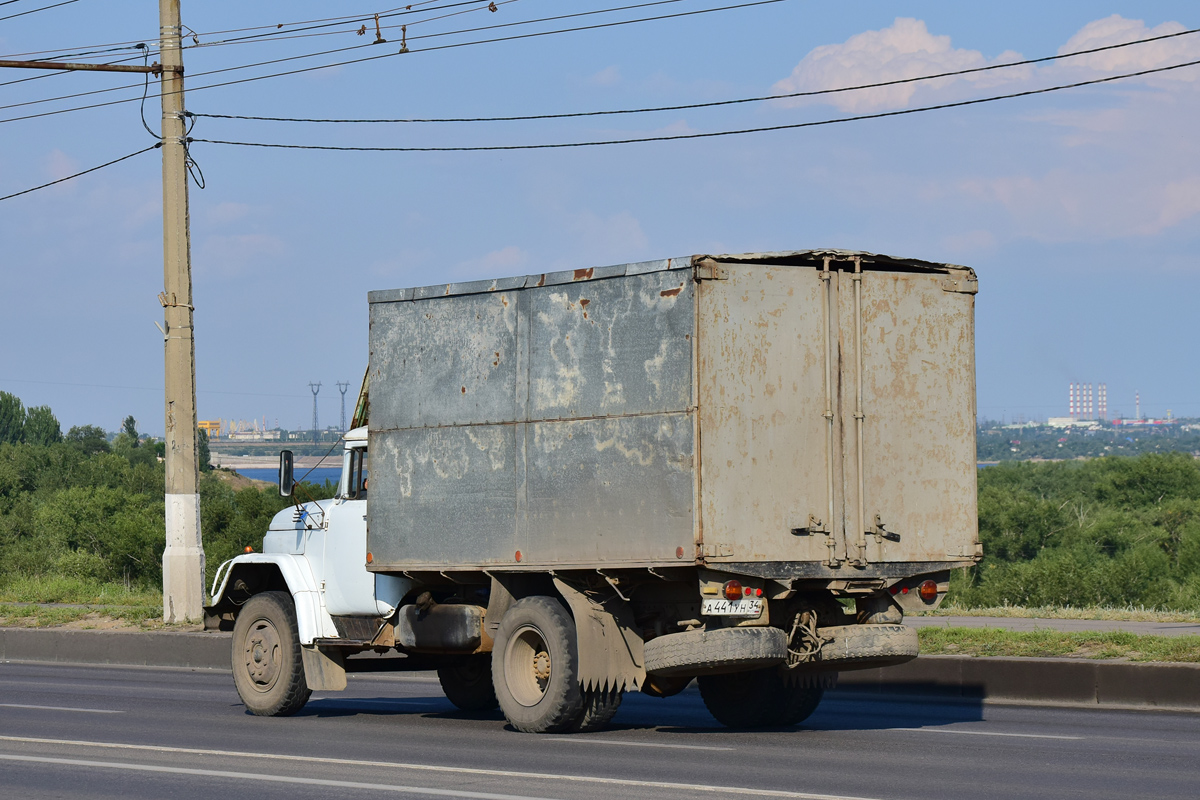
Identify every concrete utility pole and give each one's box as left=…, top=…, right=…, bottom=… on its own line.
left=158, top=0, right=204, bottom=624
left=0, top=3, right=201, bottom=622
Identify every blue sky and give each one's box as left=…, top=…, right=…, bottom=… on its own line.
left=1, top=0, right=1197, bottom=434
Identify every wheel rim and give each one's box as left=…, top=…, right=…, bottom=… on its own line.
left=242, top=616, right=283, bottom=693
left=504, top=623, right=552, bottom=707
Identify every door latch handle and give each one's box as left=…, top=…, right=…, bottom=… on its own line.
left=871, top=513, right=900, bottom=542
left=791, top=514, right=827, bottom=536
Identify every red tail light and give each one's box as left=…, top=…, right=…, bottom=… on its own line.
left=918, top=580, right=939, bottom=603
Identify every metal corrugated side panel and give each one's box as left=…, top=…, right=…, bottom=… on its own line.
left=367, top=267, right=698, bottom=571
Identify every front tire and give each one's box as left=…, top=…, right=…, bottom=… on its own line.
left=438, top=654, right=499, bottom=712
left=231, top=591, right=311, bottom=716
left=492, top=596, right=584, bottom=733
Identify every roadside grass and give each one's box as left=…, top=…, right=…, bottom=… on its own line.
left=0, top=575, right=160, bottom=607
left=0, top=575, right=171, bottom=629
left=918, top=627, right=1200, bottom=662
left=918, top=603, right=1200, bottom=623
left=0, top=603, right=163, bottom=629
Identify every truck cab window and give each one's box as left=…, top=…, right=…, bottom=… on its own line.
left=346, top=449, right=369, bottom=500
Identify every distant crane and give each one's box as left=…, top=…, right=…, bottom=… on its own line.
left=337, top=381, right=351, bottom=432
left=309, top=382, right=322, bottom=442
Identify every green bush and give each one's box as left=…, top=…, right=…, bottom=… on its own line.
left=952, top=453, right=1200, bottom=611
left=0, top=394, right=340, bottom=601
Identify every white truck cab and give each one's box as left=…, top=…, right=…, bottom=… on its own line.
left=208, top=427, right=409, bottom=645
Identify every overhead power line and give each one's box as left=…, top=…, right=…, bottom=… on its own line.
left=193, top=23, right=1200, bottom=125
left=191, top=58, right=1200, bottom=153
left=0, top=0, right=694, bottom=115
left=0, top=0, right=79, bottom=23
left=183, top=0, right=470, bottom=42
left=0, top=0, right=461, bottom=59
left=0, top=0, right=781, bottom=124
left=1, top=38, right=156, bottom=61
left=186, top=0, right=506, bottom=50
left=0, top=143, right=159, bottom=202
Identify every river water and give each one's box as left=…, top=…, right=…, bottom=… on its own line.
left=235, top=467, right=342, bottom=485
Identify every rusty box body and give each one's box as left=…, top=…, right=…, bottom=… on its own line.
left=365, top=250, right=979, bottom=580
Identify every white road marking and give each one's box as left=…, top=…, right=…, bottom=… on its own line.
left=0, top=754, right=556, bottom=800
left=548, top=737, right=734, bottom=751
left=0, top=703, right=122, bottom=714
left=884, top=727, right=1082, bottom=740
left=0, top=735, right=885, bottom=800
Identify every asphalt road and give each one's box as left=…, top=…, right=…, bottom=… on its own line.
left=1, top=662, right=1198, bottom=800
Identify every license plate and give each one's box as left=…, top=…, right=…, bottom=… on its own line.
left=701, top=598, right=763, bottom=617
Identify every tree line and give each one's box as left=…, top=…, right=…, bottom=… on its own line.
left=0, top=391, right=329, bottom=595
left=2, top=390, right=1198, bottom=610
left=959, top=452, right=1200, bottom=609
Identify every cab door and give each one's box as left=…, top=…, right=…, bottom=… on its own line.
left=307, top=448, right=407, bottom=618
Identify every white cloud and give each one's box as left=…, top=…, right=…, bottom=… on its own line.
left=767, top=15, right=1200, bottom=245
left=771, top=15, right=1199, bottom=114
left=772, top=18, right=1028, bottom=113
left=1149, top=177, right=1200, bottom=234
left=1054, top=15, right=1197, bottom=82
left=589, top=65, right=621, bottom=87
left=955, top=160, right=1200, bottom=242
left=45, top=150, right=80, bottom=183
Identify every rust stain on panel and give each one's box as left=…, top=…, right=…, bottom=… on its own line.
left=573, top=268, right=594, bottom=281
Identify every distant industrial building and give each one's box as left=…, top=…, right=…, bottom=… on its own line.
left=1062, top=384, right=1179, bottom=427
left=1047, top=417, right=1096, bottom=428
left=196, top=418, right=282, bottom=441
left=1068, top=382, right=1107, bottom=422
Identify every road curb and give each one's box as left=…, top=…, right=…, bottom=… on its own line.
left=3, top=627, right=1198, bottom=711
left=0, top=627, right=230, bottom=670
left=835, top=654, right=1200, bottom=711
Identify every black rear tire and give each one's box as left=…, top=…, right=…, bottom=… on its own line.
left=438, top=654, right=499, bottom=712
left=231, top=591, right=311, bottom=716
left=492, top=596, right=584, bottom=733
left=699, top=667, right=826, bottom=729
left=779, top=681, right=825, bottom=725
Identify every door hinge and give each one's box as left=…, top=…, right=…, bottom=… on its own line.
left=694, top=259, right=728, bottom=281
left=941, top=277, right=979, bottom=294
